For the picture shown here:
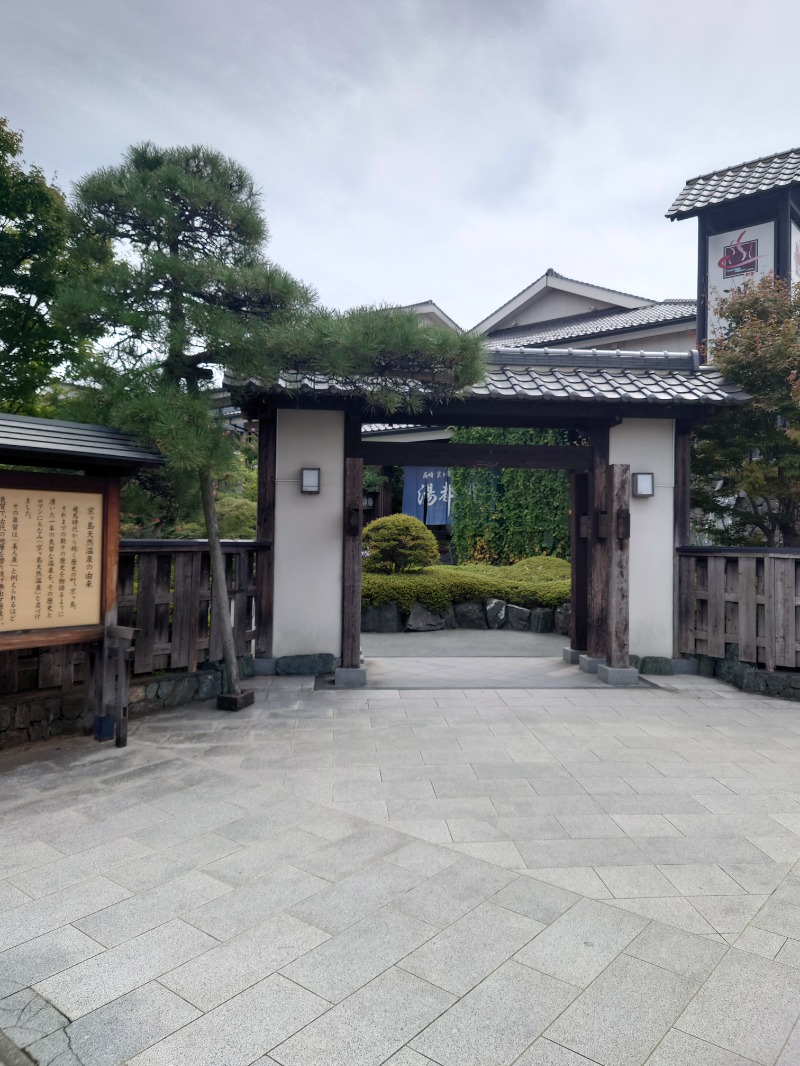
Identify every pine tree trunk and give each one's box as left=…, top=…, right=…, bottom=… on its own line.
left=199, top=469, right=241, bottom=695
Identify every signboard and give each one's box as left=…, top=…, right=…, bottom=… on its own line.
left=707, top=221, right=775, bottom=342
left=792, top=221, right=800, bottom=288
left=0, top=485, right=104, bottom=632
left=402, top=466, right=453, bottom=525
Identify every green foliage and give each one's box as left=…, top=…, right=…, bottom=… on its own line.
left=362, top=513, right=440, bottom=572
left=449, top=427, right=571, bottom=563
left=0, top=118, right=86, bottom=411
left=215, top=495, right=257, bottom=538
left=362, top=465, right=387, bottom=493
left=362, top=556, right=571, bottom=612
left=692, top=275, right=800, bottom=546
left=257, top=304, right=485, bottom=414
left=60, top=142, right=314, bottom=396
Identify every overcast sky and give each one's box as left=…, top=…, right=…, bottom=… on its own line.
left=3, top=0, right=800, bottom=328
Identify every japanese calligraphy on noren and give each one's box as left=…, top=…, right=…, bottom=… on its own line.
left=0, top=487, right=103, bottom=631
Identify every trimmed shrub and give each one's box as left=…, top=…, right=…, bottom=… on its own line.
left=361, top=557, right=570, bottom=614
left=362, top=514, right=440, bottom=573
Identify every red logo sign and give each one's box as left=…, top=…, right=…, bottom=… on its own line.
left=718, top=231, right=760, bottom=278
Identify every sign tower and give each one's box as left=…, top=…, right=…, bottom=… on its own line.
left=667, top=147, right=800, bottom=349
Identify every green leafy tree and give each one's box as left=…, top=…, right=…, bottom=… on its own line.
left=449, top=427, right=571, bottom=563
left=0, top=118, right=84, bottom=411
left=61, top=141, right=485, bottom=693
left=692, top=274, right=800, bottom=546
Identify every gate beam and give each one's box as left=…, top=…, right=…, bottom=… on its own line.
left=356, top=442, right=592, bottom=470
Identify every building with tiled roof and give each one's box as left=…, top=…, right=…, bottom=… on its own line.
left=667, top=146, right=800, bottom=220
left=473, top=270, right=696, bottom=354
left=668, top=144, right=800, bottom=345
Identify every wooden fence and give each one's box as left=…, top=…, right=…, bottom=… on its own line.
left=677, top=547, right=800, bottom=670
left=0, top=539, right=269, bottom=696
left=118, top=539, right=269, bottom=676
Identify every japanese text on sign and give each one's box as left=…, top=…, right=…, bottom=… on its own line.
left=0, top=487, right=103, bottom=631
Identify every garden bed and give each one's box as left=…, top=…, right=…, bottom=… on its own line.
left=361, top=557, right=571, bottom=633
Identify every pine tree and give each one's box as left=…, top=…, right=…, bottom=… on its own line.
left=60, top=141, right=485, bottom=693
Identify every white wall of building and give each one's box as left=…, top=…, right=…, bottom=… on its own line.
left=514, top=290, right=616, bottom=326
left=609, top=418, right=675, bottom=659
left=272, top=409, right=344, bottom=659
left=594, top=327, right=696, bottom=353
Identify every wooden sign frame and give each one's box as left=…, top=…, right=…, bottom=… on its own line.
left=0, top=470, right=120, bottom=651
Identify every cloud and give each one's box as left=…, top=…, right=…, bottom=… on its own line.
left=3, top=0, right=800, bottom=327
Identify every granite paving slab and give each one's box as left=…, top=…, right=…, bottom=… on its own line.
left=4, top=670, right=800, bottom=1066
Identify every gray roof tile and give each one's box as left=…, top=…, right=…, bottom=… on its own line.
left=235, top=349, right=750, bottom=410
left=667, top=146, right=800, bottom=218
left=486, top=299, right=695, bottom=348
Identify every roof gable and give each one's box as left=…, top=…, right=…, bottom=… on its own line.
left=485, top=299, right=696, bottom=349
left=404, top=301, right=462, bottom=332
left=471, top=269, right=652, bottom=336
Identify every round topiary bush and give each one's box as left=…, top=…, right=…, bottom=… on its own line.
left=362, top=514, right=440, bottom=573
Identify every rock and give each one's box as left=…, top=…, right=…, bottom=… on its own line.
left=163, top=675, right=200, bottom=708
left=276, top=653, right=336, bottom=675
left=28, top=700, right=46, bottom=723
left=554, top=602, right=571, bottom=636
left=61, top=695, right=85, bottom=720
left=128, top=685, right=147, bottom=706
left=638, top=656, right=672, bottom=675
left=196, top=670, right=223, bottom=700
left=529, top=608, right=554, bottom=633
left=13, top=705, right=31, bottom=729
left=506, top=604, right=532, bottom=631
left=238, top=654, right=256, bottom=678
left=485, top=599, right=507, bottom=629
left=454, top=601, right=488, bottom=629
left=0, top=705, right=11, bottom=731
left=405, top=603, right=448, bottom=632
left=362, top=602, right=403, bottom=633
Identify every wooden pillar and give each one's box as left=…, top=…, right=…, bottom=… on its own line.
left=255, top=408, right=277, bottom=658
left=587, top=428, right=610, bottom=660
left=376, top=466, right=393, bottom=519
left=606, top=463, right=630, bottom=668
left=673, top=423, right=692, bottom=659
left=569, top=471, right=589, bottom=651
left=341, top=415, right=363, bottom=670
left=99, top=477, right=121, bottom=727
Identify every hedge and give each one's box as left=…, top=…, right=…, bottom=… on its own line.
left=361, top=557, right=571, bottom=614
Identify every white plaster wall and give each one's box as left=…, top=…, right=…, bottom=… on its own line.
left=272, top=410, right=344, bottom=658
left=594, top=328, right=697, bottom=353
left=609, top=419, right=675, bottom=658
left=514, top=290, right=616, bottom=326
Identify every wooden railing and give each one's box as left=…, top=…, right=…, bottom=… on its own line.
left=118, top=539, right=270, bottom=677
left=677, top=547, right=800, bottom=670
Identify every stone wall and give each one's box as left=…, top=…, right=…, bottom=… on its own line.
left=0, top=657, right=256, bottom=751
left=696, top=645, right=800, bottom=701
left=362, top=599, right=571, bottom=636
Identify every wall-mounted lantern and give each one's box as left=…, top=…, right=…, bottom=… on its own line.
left=300, top=467, right=321, bottom=494
left=632, top=472, right=655, bottom=498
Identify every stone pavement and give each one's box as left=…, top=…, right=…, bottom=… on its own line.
left=3, top=670, right=800, bottom=1064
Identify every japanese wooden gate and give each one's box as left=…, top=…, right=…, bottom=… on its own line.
left=236, top=347, right=730, bottom=684
left=246, top=400, right=652, bottom=676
